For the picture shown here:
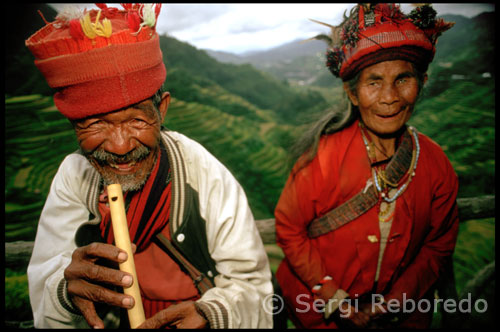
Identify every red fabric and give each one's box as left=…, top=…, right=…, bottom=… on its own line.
left=135, top=231, right=200, bottom=319
left=26, top=11, right=152, bottom=59
left=339, top=21, right=434, bottom=79
left=334, top=4, right=438, bottom=80
left=275, top=120, right=459, bottom=328
left=52, top=59, right=166, bottom=120
left=34, top=34, right=163, bottom=88
left=98, top=148, right=171, bottom=253
left=25, top=7, right=166, bottom=120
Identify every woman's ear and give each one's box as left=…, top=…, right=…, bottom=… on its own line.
left=343, top=82, right=358, bottom=106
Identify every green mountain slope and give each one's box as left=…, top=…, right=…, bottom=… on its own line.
left=160, top=35, right=329, bottom=125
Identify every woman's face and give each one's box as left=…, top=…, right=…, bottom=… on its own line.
left=345, top=60, right=425, bottom=138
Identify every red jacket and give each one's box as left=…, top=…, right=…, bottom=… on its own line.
left=275, top=119, right=459, bottom=328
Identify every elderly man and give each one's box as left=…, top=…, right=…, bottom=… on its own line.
left=26, top=4, right=272, bottom=329
left=275, top=4, right=458, bottom=329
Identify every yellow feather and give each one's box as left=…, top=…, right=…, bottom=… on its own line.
left=80, top=13, right=96, bottom=39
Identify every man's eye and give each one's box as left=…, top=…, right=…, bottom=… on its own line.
left=131, top=118, right=149, bottom=126
left=86, top=120, right=104, bottom=128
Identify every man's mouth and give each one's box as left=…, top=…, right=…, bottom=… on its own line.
left=109, top=161, right=137, bottom=170
left=87, top=145, right=152, bottom=173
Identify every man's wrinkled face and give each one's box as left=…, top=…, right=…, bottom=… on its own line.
left=74, top=98, right=165, bottom=192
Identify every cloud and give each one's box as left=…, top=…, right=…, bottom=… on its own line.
left=48, top=3, right=495, bottom=54
left=163, top=4, right=355, bottom=53
left=157, top=4, right=232, bottom=34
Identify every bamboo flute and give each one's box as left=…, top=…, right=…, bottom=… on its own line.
left=107, top=184, right=146, bottom=328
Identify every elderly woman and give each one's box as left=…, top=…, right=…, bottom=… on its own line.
left=275, top=4, right=458, bottom=328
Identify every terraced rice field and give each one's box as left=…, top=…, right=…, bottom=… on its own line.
left=5, top=95, right=79, bottom=241
left=165, top=97, right=290, bottom=219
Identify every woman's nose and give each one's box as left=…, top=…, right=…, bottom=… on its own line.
left=380, top=83, right=400, bottom=105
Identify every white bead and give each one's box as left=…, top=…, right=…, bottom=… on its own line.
left=176, top=233, right=185, bottom=243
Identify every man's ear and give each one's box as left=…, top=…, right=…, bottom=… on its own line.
left=158, top=91, right=171, bottom=122
left=343, top=82, right=358, bottom=106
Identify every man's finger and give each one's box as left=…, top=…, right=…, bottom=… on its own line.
left=137, top=304, right=182, bottom=329
left=137, top=310, right=171, bottom=329
left=68, top=279, right=135, bottom=309
left=71, top=296, right=105, bottom=329
left=137, top=302, right=207, bottom=329
left=76, top=242, right=129, bottom=263
left=65, top=259, right=133, bottom=289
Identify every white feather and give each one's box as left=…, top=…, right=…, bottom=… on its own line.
left=54, top=5, right=84, bottom=27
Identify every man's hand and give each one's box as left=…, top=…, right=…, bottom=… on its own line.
left=137, top=301, right=208, bottom=329
left=64, top=242, right=137, bottom=329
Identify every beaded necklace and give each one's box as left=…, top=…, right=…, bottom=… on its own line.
left=359, top=122, right=420, bottom=221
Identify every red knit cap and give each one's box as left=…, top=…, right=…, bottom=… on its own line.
left=312, top=4, right=454, bottom=80
left=25, top=4, right=166, bottom=120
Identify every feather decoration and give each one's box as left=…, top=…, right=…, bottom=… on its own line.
left=140, top=4, right=157, bottom=28
left=80, top=10, right=112, bottom=39
left=309, top=18, right=343, bottom=47
left=53, top=5, right=84, bottom=28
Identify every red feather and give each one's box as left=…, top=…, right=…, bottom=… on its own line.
left=69, top=19, right=85, bottom=40
left=127, top=11, right=141, bottom=32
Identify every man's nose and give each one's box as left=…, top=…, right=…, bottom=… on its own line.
left=102, top=126, right=136, bottom=156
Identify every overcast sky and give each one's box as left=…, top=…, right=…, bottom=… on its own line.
left=49, top=3, right=495, bottom=55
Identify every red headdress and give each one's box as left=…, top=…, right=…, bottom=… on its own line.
left=311, top=4, right=454, bottom=80
left=26, top=4, right=165, bottom=120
